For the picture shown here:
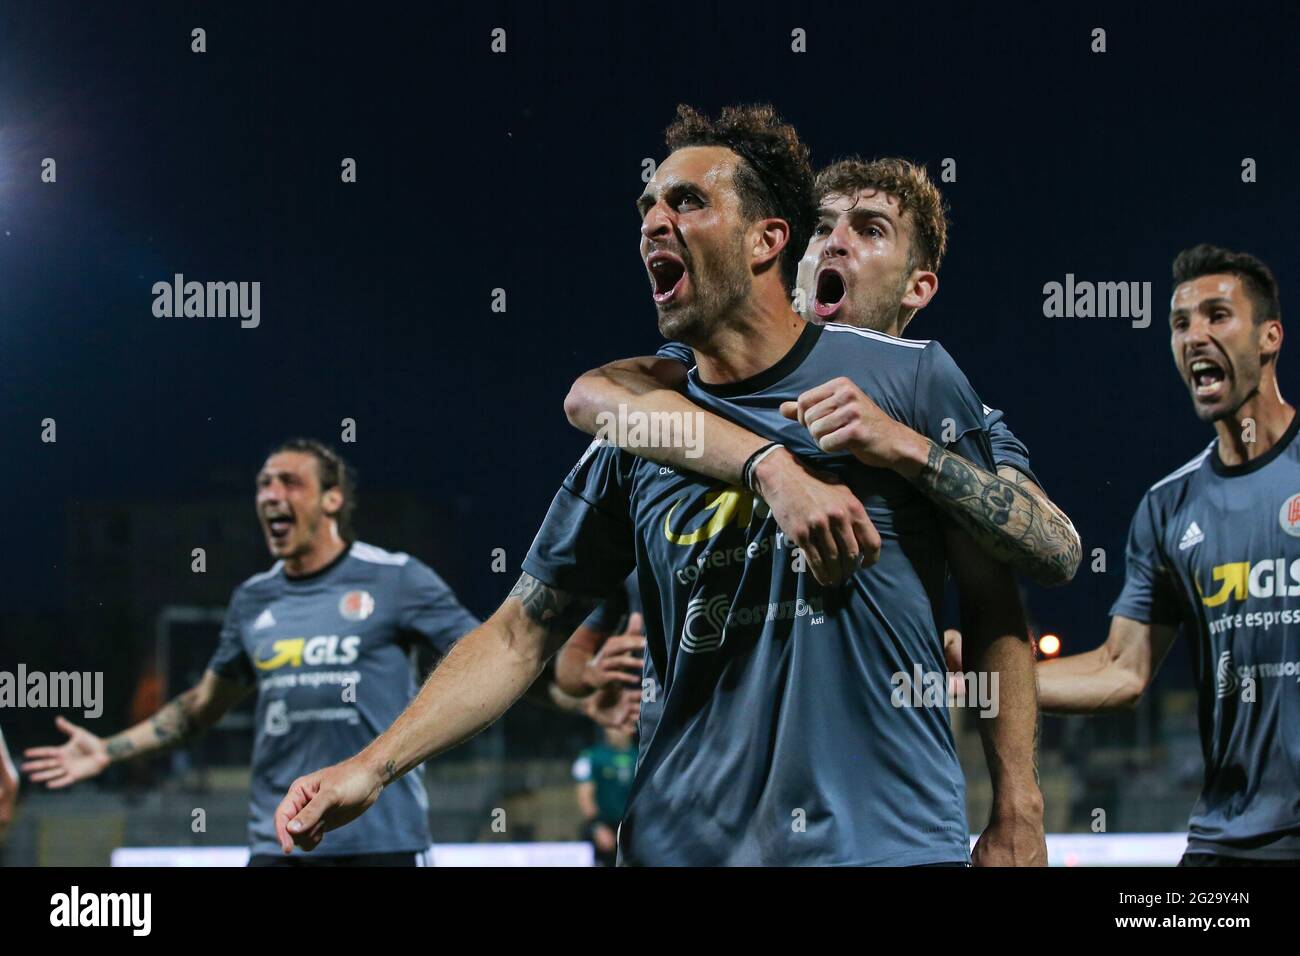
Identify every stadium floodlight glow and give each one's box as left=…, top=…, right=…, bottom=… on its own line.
left=1038, top=633, right=1061, bottom=657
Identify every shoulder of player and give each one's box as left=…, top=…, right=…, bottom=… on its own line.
left=1146, top=442, right=1216, bottom=497
left=348, top=541, right=435, bottom=591
left=808, top=324, right=932, bottom=395
left=348, top=540, right=414, bottom=568
left=1137, top=443, right=1217, bottom=531
left=232, top=560, right=284, bottom=597
left=816, top=322, right=932, bottom=359
left=814, top=324, right=980, bottom=385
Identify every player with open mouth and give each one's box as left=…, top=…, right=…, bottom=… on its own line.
left=1039, top=244, right=1300, bottom=867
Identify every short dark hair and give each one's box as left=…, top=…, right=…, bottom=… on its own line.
left=664, top=103, right=815, bottom=291
left=270, top=438, right=357, bottom=542
left=814, top=157, right=949, bottom=273
left=1172, top=243, right=1281, bottom=324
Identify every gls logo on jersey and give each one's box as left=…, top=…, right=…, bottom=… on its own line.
left=1197, top=558, right=1300, bottom=606
left=253, top=635, right=361, bottom=670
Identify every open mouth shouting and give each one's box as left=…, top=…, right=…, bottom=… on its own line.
left=1188, top=354, right=1229, bottom=402
left=812, top=266, right=847, bottom=319
left=263, top=510, right=295, bottom=543
left=647, top=250, right=687, bottom=306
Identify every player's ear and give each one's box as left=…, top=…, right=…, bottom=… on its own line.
left=1253, top=317, right=1284, bottom=361
left=751, top=217, right=789, bottom=271
left=321, top=486, right=344, bottom=518
left=902, top=269, right=938, bottom=314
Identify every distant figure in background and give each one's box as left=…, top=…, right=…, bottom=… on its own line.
left=0, top=725, right=18, bottom=847
left=22, top=439, right=479, bottom=867
left=573, top=727, right=636, bottom=867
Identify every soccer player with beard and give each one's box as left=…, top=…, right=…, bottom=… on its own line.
left=273, top=105, right=1045, bottom=866
left=564, top=156, right=1079, bottom=590
left=1039, top=245, right=1300, bottom=865
left=560, top=156, right=1079, bottom=687
left=22, top=439, right=480, bottom=866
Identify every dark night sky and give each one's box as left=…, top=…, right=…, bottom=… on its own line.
left=1, top=0, right=1297, bottom=688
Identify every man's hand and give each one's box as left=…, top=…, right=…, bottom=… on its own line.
left=751, top=447, right=881, bottom=586
left=582, top=613, right=645, bottom=692
left=21, top=717, right=111, bottom=789
left=592, top=822, right=617, bottom=854
left=583, top=685, right=640, bottom=734
left=972, top=794, right=1048, bottom=866
left=780, top=377, right=924, bottom=472
left=274, top=757, right=385, bottom=853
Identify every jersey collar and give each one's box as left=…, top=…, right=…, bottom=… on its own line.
left=282, top=541, right=353, bottom=583
left=1210, top=408, right=1300, bottom=477
left=691, top=320, right=823, bottom=398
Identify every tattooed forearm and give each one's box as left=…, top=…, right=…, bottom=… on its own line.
left=105, top=736, right=135, bottom=760
left=380, top=760, right=398, bottom=785
left=917, top=441, right=1081, bottom=586
left=149, top=691, right=202, bottom=748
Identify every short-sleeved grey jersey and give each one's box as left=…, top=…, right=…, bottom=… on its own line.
left=657, top=338, right=1039, bottom=485
left=208, top=541, right=480, bottom=857
left=1112, top=414, right=1300, bottom=859
left=526, top=321, right=997, bottom=865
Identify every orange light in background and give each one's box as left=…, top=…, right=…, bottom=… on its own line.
left=1039, top=633, right=1061, bottom=657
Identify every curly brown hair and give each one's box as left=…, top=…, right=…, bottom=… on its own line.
left=815, top=157, right=949, bottom=274
left=664, top=104, right=815, bottom=291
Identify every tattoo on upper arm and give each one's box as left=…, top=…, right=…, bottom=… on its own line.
left=509, top=573, right=598, bottom=639
left=920, top=442, right=1082, bottom=586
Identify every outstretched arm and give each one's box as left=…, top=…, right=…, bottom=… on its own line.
left=274, top=573, right=600, bottom=852
left=1037, top=615, right=1178, bottom=713
left=565, top=357, right=881, bottom=585
left=22, top=670, right=251, bottom=789
left=782, top=377, right=1082, bottom=586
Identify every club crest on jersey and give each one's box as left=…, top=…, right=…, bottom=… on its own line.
left=339, top=590, right=375, bottom=621
left=1279, top=494, right=1300, bottom=537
